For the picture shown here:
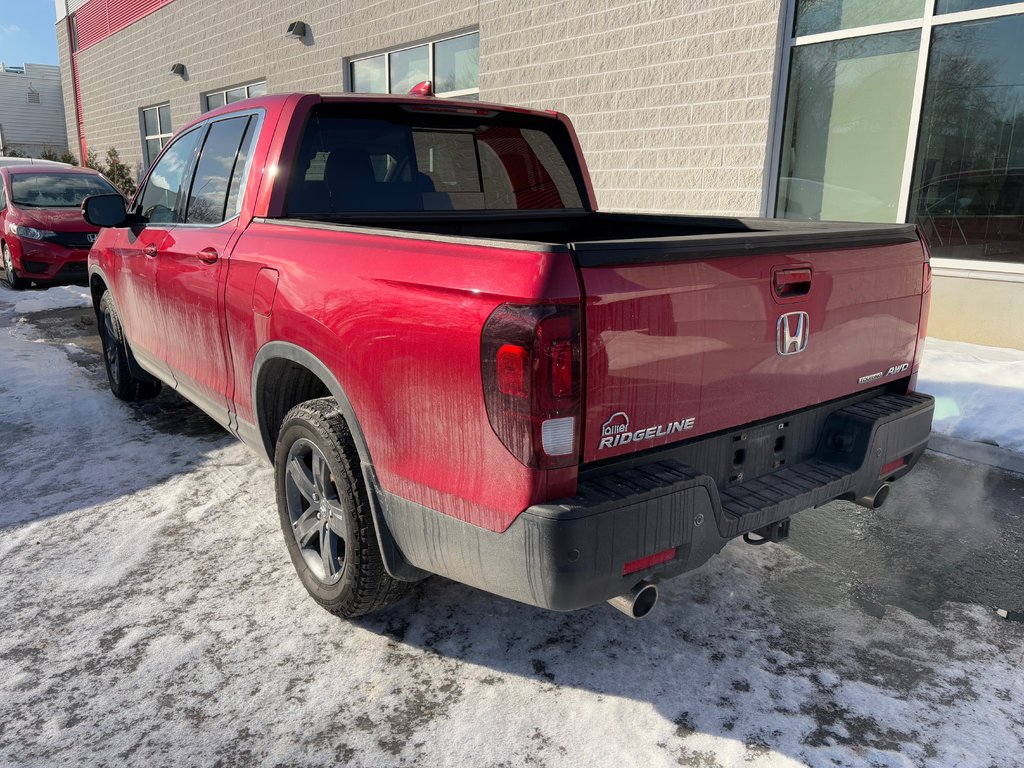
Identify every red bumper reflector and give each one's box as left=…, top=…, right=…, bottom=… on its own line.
left=880, top=457, right=907, bottom=477
left=623, top=547, right=676, bottom=575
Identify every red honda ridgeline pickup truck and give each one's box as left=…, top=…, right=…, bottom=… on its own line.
left=83, top=92, right=934, bottom=620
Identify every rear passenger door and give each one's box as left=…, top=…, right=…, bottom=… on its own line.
left=154, top=114, right=258, bottom=428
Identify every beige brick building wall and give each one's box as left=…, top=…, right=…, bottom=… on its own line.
left=60, top=0, right=784, bottom=216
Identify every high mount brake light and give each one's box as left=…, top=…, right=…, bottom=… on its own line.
left=481, top=303, right=581, bottom=469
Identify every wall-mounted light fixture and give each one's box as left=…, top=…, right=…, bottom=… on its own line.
left=169, top=63, right=186, bottom=78
left=285, top=21, right=308, bottom=40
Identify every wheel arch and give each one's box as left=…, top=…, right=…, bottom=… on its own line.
left=89, top=268, right=109, bottom=323
left=252, top=341, right=427, bottom=581
left=252, top=341, right=372, bottom=466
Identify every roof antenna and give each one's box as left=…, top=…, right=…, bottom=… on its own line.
left=408, top=81, right=433, bottom=97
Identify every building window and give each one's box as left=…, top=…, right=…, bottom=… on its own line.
left=777, top=32, right=919, bottom=223
left=141, top=103, right=172, bottom=168
left=203, top=81, right=267, bottom=112
left=774, top=1, right=1024, bottom=265
left=909, top=14, right=1024, bottom=262
left=348, top=31, right=479, bottom=99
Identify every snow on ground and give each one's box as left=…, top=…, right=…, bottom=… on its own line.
left=919, top=337, right=1024, bottom=453
left=0, top=292, right=1022, bottom=767
left=3, top=283, right=92, bottom=314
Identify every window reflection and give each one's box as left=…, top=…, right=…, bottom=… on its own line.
left=937, top=0, right=1019, bottom=13
left=909, top=16, right=1024, bottom=262
left=776, top=32, right=919, bottom=222
left=794, top=0, right=924, bottom=37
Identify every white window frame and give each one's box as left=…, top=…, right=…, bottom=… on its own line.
left=346, top=30, right=479, bottom=99
left=140, top=102, right=172, bottom=168
left=202, top=80, right=268, bottom=113
left=767, top=0, right=1024, bottom=272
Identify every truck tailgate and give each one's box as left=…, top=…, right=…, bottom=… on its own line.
left=574, top=231, right=927, bottom=464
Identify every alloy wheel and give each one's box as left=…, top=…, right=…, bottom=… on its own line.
left=101, top=309, right=121, bottom=382
left=283, top=438, right=351, bottom=585
left=2, top=245, right=14, bottom=284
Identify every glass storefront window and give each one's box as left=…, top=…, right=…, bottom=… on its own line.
left=776, top=31, right=919, bottom=222
left=909, top=15, right=1024, bottom=262
left=794, top=0, right=925, bottom=37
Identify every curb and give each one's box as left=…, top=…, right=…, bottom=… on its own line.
left=926, top=433, right=1024, bottom=477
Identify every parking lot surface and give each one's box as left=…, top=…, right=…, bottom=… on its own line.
left=1, top=289, right=1022, bottom=767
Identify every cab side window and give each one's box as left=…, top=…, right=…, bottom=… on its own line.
left=135, top=126, right=202, bottom=224
left=185, top=116, right=255, bottom=225
left=0, top=180, right=6, bottom=210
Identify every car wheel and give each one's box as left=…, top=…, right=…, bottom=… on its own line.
left=2, top=243, right=28, bottom=290
left=275, top=398, right=411, bottom=618
left=98, top=291, right=162, bottom=401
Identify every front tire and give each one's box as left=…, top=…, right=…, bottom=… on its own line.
left=275, top=398, right=410, bottom=618
left=2, top=243, right=28, bottom=290
left=98, top=291, right=162, bottom=401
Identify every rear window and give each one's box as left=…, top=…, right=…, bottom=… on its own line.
left=286, top=106, right=584, bottom=215
left=11, top=173, right=119, bottom=208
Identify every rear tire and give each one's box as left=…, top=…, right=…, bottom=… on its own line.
left=98, top=291, right=162, bottom=401
left=274, top=398, right=411, bottom=618
left=2, top=243, right=28, bottom=290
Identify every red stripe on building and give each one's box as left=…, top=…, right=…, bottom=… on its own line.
left=74, top=0, right=175, bottom=52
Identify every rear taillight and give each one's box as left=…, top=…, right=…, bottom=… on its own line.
left=481, top=303, right=581, bottom=469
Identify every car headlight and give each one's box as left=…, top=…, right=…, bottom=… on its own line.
left=12, top=225, right=56, bottom=240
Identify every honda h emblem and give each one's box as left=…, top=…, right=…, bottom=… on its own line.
left=87, top=233, right=97, bottom=243
left=777, top=311, right=809, bottom=356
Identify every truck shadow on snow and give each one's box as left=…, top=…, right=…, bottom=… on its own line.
left=344, top=451, right=1024, bottom=764
left=346, top=510, right=1023, bottom=764
left=346, top=545, right=1007, bottom=764
left=0, top=305, right=231, bottom=530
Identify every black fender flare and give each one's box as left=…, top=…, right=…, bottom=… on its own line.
left=251, top=341, right=427, bottom=581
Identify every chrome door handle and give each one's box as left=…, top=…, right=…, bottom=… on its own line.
left=197, top=247, right=219, bottom=264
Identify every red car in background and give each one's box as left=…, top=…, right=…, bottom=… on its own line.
left=0, top=165, right=121, bottom=289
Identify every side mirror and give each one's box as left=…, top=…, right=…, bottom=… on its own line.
left=82, top=194, right=129, bottom=228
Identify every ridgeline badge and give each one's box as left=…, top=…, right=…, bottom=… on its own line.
left=598, top=411, right=695, bottom=450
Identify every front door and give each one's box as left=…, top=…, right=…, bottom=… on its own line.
left=154, top=114, right=258, bottom=428
left=117, top=125, right=204, bottom=377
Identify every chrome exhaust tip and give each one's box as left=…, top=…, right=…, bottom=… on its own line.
left=855, top=482, right=891, bottom=510
left=607, top=580, right=659, bottom=619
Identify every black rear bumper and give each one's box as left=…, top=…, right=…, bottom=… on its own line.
left=379, top=390, right=934, bottom=611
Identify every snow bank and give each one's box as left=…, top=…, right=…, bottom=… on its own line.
left=0, top=283, right=92, bottom=313
left=919, top=337, right=1024, bottom=453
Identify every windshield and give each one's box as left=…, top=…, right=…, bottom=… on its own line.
left=10, top=173, right=119, bottom=208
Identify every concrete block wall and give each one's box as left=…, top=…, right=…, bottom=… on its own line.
left=481, top=0, right=783, bottom=214
left=60, top=0, right=783, bottom=216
